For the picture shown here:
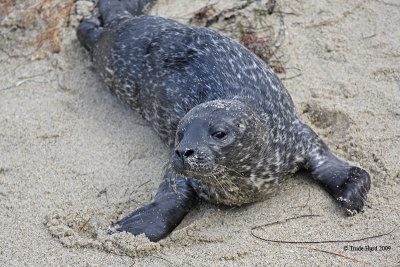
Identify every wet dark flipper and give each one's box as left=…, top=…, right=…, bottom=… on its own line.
left=77, top=18, right=103, bottom=52
left=120, top=0, right=157, bottom=16
left=78, top=0, right=155, bottom=52
left=98, top=0, right=156, bottom=25
left=98, top=0, right=133, bottom=25
left=308, top=143, right=371, bottom=213
left=115, top=173, right=199, bottom=242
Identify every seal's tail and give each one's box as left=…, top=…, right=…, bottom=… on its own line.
left=303, top=125, right=371, bottom=213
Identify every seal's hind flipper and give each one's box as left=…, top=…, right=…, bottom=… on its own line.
left=121, top=0, right=157, bottom=16
left=113, top=173, right=198, bottom=242
left=99, top=0, right=133, bottom=25
left=77, top=17, right=103, bottom=52
left=308, top=142, right=371, bottom=213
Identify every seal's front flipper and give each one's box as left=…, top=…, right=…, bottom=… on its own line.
left=308, top=143, right=371, bottom=213
left=114, top=173, right=198, bottom=242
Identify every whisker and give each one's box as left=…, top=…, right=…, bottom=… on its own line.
left=213, top=163, right=246, bottom=178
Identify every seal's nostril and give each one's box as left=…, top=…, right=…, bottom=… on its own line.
left=175, top=149, right=194, bottom=159
left=184, top=149, right=194, bottom=158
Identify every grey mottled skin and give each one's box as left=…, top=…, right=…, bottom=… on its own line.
left=77, top=0, right=371, bottom=242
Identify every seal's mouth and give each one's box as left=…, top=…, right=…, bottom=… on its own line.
left=171, top=160, right=216, bottom=179
left=171, top=151, right=217, bottom=179
left=174, top=168, right=220, bottom=180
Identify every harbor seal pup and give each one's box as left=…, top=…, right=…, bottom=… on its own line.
left=77, top=0, right=371, bottom=242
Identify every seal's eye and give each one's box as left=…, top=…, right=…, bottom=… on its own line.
left=212, top=131, right=227, bottom=140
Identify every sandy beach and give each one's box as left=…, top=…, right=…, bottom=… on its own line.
left=1, top=0, right=399, bottom=265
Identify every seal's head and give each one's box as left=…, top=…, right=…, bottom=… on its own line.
left=171, top=100, right=268, bottom=204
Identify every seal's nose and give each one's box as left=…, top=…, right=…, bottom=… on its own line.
left=175, top=148, right=195, bottom=160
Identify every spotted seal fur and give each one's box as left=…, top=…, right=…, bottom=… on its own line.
left=77, top=0, right=371, bottom=242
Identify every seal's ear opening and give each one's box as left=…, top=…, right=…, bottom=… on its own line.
left=307, top=144, right=371, bottom=214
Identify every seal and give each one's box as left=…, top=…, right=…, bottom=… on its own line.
left=77, top=0, right=371, bottom=242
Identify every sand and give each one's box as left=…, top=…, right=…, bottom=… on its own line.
left=1, top=0, right=399, bottom=266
